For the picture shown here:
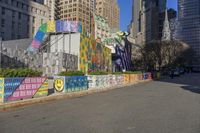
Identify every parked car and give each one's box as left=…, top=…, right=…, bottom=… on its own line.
left=179, top=67, right=185, bottom=74
left=173, top=69, right=180, bottom=76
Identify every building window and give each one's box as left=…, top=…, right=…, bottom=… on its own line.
left=27, top=25, right=29, bottom=35
left=1, top=19, right=5, bottom=28
left=41, top=19, right=44, bottom=24
left=4, top=0, right=8, bottom=4
left=33, top=17, right=35, bottom=24
left=18, top=22, right=21, bottom=31
left=2, top=7, right=5, bottom=15
left=32, top=27, right=35, bottom=34
left=12, top=10, right=15, bottom=18
left=17, top=35, right=21, bottom=39
left=12, top=21, right=15, bottom=29
left=18, top=12, right=21, bottom=19
left=11, top=0, right=14, bottom=5
left=11, top=33, right=15, bottom=39
left=27, top=16, right=30, bottom=22
left=0, top=32, right=4, bottom=40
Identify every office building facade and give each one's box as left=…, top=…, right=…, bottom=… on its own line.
left=177, top=0, right=200, bottom=69
left=129, top=0, right=145, bottom=45
left=0, top=0, right=49, bottom=40
left=144, top=0, right=166, bottom=43
left=94, top=14, right=111, bottom=41
left=57, top=0, right=95, bottom=33
left=130, top=0, right=167, bottom=44
left=96, top=0, right=120, bottom=33
left=44, top=0, right=59, bottom=20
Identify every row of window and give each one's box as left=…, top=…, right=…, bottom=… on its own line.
left=59, top=16, right=90, bottom=24
left=0, top=31, right=29, bottom=40
left=59, top=0, right=90, bottom=5
left=0, top=0, right=47, bottom=16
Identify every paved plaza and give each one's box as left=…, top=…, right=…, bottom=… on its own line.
left=0, top=73, right=200, bottom=133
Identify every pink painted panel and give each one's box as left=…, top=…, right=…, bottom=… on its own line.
left=8, top=77, right=46, bottom=101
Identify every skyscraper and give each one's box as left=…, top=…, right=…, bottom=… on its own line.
left=129, top=0, right=145, bottom=44
left=91, top=0, right=96, bottom=13
left=178, top=0, right=200, bottom=69
left=57, top=0, right=95, bottom=33
left=96, top=0, right=120, bottom=33
left=44, top=0, right=59, bottom=20
left=130, top=0, right=167, bottom=44
left=0, top=0, right=49, bottom=40
left=144, top=0, right=166, bottom=43
left=94, top=14, right=111, bottom=41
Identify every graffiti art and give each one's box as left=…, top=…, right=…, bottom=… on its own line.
left=104, top=31, right=133, bottom=72
left=3, top=77, right=48, bottom=102
left=0, top=78, right=4, bottom=102
left=54, top=78, right=65, bottom=92
left=28, top=20, right=113, bottom=73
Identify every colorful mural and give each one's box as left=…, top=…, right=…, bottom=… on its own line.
left=115, top=38, right=132, bottom=71
left=129, top=74, right=135, bottom=82
left=87, top=73, right=153, bottom=89
left=104, top=31, right=133, bottom=72
left=0, top=78, right=4, bottom=102
left=28, top=21, right=83, bottom=52
left=80, top=35, right=112, bottom=73
left=93, top=43, right=103, bottom=71
left=65, top=76, right=88, bottom=92
left=80, top=35, right=91, bottom=73
left=54, top=76, right=65, bottom=93
left=28, top=20, right=112, bottom=73
left=0, top=72, right=156, bottom=103
left=4, top=77, right=48, bottom=102
left=103, top=46, right=112, bottom=72
left=54, top=76, right=88, bottom=92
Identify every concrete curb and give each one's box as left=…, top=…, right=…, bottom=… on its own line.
left=0, top=80, right=152, bottom=111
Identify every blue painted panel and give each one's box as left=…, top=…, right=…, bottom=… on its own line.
left=35, top=31, right=45, bottom=42
left=56, top=20, right=64, bottom=32
left=4, top=78, right=24, bottom=102
left=65, top=76, right=88, bottom=92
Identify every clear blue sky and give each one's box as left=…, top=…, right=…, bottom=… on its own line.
left=118, top=0, right=177, bottom=31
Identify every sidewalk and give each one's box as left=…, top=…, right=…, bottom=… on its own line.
left=0, top=80, right=151, bottom=111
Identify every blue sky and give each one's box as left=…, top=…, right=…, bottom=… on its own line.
left=118, top=0, right=177, bottom=31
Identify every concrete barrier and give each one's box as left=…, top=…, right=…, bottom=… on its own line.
left=124, top=74, right=130, bottom=84
left=2, top=77, right=48, bottom=103
left=129, top=74, right=135, bottom=83
left=0, top=72, right=156, bottom=104
left=54, top=76, right=88, bottom=93
left=88, top=76, right=96, bottom=89
left=0, top=78, right=4, bottom=102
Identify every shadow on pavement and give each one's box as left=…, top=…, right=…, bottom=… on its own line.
left=181, top=86, right=200, bottom=94
left=158, top=73, right=200, bottom=94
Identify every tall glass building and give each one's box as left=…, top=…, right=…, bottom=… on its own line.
left=178, top=0, right=200, bottom=69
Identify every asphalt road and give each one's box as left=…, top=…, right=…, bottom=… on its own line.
left=0, top=73, right=200, bottom=133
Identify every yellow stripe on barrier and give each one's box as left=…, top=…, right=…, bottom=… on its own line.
left=0, top=78, right=4, bottom=103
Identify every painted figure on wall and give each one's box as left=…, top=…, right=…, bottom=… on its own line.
left=104, top=31, right=133, bottom=72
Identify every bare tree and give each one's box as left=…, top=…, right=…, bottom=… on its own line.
left=134, top=40, right=193, bottom=71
